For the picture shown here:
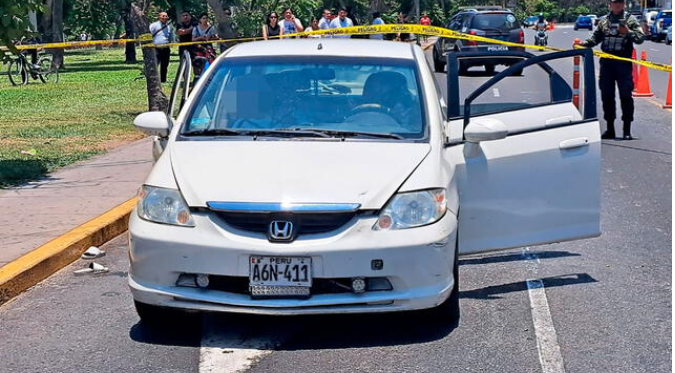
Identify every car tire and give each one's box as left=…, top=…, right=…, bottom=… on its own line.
left=134, top=301, right=201, bottom=327
left=424, top=240, right=460, bottom=325
left=574, top=26, right=578, bottom=31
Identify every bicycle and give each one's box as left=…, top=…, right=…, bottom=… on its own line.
left=7, top=51, right=59, bottom=86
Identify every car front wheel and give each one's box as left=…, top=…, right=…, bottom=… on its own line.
left=423, top=241, right=460, bottom=325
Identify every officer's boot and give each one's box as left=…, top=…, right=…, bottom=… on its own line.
left=623, top=121, right=633, bottom=140
left=601, top=121, right=616, bottom=139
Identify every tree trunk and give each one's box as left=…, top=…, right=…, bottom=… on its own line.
left=48, top=0, right=65, bottom=69
left=208, top=0, right=236, bottom=50
left=369, top=0, right=386, bottom=13
left=130, top=1, right=168, bottom=112
left=121, top=2, right=137, bottom=63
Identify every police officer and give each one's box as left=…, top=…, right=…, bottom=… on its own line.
left=578, top=0, right=645, bottom=140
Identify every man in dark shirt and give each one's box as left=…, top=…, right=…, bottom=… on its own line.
left=177, top=11, right=197, bottom=60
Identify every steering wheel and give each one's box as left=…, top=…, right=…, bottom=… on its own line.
left=350, top=103, right=390, bottom=115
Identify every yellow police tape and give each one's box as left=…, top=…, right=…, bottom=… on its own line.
left=5, top=24, right=671, bottom=73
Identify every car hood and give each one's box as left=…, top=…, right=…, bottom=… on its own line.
left=170, top=140, right=431, bottom=209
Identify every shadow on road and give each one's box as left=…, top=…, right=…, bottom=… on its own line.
left=0, top=159, right=49, bottom=187
left=460, top=273, right=597, bottom=300
left=130, top=308, right=458, bottom=350
left=460, top=250, right=581, bottom=266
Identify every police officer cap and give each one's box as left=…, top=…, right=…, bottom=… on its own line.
left=610, top=0, right=625, bottom=3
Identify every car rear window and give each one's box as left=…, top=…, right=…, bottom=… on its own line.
left=579, top=16, right=591, bottom=21
left=470, top=14, right=520, bottom=32
left=659, top=11, right=671, bottom=19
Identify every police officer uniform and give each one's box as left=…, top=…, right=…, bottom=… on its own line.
left=581, top=0, right=645, bottom=140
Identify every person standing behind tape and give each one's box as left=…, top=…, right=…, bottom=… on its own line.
left=370, top=12, right=385, bottom=40
left=149, top=12, right=174, bottom=83
left=318, top=9, right=333, bottom=32
left=279, top=8, right=304, bottom=38
left=419, top=13, right=431, bottom=42
left=578, top=0, right=645, bottom=140
left=262, top=11, right=283, bottom=40
left=177, top=11, right=197, bottom=60
left=330, top=8, right=353, bottom=38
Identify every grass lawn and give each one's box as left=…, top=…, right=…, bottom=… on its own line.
left=0, top=48, right=179, bottom=187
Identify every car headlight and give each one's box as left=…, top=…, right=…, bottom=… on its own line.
left=374, top=189, right=446, bottom=230
left=137, top=185, right=195, bottom=227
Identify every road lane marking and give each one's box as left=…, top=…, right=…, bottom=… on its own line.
left=527, top=279, right=566, bottom=373
left=199, top=315, right=275, bottom=373
left=493, top=88, right=501, bottom=97
left=522, top=248, right=567, bottom=373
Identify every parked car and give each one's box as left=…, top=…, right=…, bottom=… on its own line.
left=523, top=15, right=539, bottom=27
left=129, top=39, right=601, bottom=324
left=651, top=10, right=672, bottom=41
left=644, top=10, right=659, bottom=34
left=574, top=15, right=593, bottom=30
left=666, top=26, right=672, bottom=45
left=432, top=10, right=525, bottom=74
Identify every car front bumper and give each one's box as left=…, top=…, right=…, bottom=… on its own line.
left=128, top=209, right=458, bottom=315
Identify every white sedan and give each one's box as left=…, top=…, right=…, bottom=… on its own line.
left=129, top=39, right=601, bottom=324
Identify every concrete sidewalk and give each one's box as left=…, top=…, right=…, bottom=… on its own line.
left=0, top=138, right=153, bottom=267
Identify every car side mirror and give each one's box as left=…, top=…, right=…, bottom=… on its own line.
left=134, top=111, right=171, bottom=137
left=464, top=118, right=508, bottom=143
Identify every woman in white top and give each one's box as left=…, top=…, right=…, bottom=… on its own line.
left=279, top=7, right=303, bottom=38
left=192, top=13, right=218, bottom=43
left=304, top=17, right=321, bottom=38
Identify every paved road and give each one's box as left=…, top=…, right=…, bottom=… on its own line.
left=0, top=36, right=671, bottom=373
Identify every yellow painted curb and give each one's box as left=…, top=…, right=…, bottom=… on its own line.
left=0, top=197, right=138, bottom=306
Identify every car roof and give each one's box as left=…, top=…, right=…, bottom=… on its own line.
left=468, top=10, right=514, bottom=15
left=224, top=39, right=416, bottom=60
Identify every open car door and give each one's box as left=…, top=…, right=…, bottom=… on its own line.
left=153, top=51, right=192, bottom=161
left=443, top=49, right=601, bottom=255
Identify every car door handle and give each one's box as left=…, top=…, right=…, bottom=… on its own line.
left=546, top=116, right=574, bottom=126
left=559, top=137, right=589, bottom=149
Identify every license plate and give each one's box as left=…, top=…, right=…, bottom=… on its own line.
left=487, top=45, right=509, bottom=51
left=249, top=256, right=312, bottom=287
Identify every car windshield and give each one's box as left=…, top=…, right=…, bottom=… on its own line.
left=470, top=14, right=520, bottom=31
left=182, top=56, right=426, bottom=140
left=659, top=11, right=671, bottom=19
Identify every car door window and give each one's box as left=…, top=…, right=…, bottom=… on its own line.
left=449, top=53, right=589, bottom=135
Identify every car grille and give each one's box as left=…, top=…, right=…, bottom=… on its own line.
left=201, top=276, right=392, bottom=296
left=214, top=211, right=357, bottom=235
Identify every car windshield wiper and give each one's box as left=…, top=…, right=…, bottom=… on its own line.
left=182, top=128, right=245, bottom=137
left=182, top=128, right=334, bottom=139
left=283, top=128, right=405, bottom=140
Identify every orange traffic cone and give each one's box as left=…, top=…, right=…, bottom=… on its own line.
left=631, top=49, right=639, bottom=91
left=632, top=50, right=654, bottom=97
left=549, top=21, right=555, bottom=30
left=663, top=59, right=672, bottom=108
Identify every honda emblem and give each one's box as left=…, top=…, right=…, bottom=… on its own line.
left=268, top=221, right=294, bottom=242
